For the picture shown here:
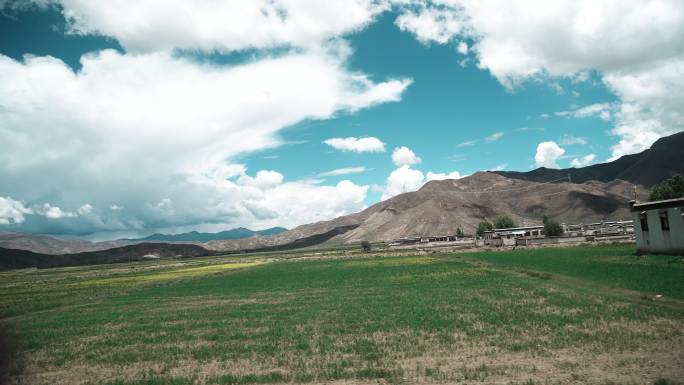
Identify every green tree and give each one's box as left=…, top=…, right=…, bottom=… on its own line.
left=476, top=221, right=493, bottom=236
left=649, top=175, right=684, bottom=201
left=494, top=215, right=516, bottom=229
left=361, top=241, right=372, bottom=252
left=456, top=228, right=464, bottom=237
left=544, top=218, right=563, bottom=237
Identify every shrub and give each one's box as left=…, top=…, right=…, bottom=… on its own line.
left=649, top=175, right=684, bottom=201
left=544, top=219, right=563, bottom=237
left=476, top=221, right=493, bottom=236
left=494, top=215, right=516, bottom=229
left=361, top=241, right=372, bottom=252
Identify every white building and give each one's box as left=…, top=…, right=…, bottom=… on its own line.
left=483, top=225, right=545, bottom=246
left=630, top=198, right=684, bottom=255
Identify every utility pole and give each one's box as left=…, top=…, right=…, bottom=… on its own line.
left=633, top=184, right=638, bottom=202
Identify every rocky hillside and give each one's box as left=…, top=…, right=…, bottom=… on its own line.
left=207, top=173, right=646, bottom=251
left=208, top=132, right=684, bottom=252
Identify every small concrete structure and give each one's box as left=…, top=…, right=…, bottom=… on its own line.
left=562, top=221, right=634, bottom=236
left=388, top=235, right=473, bottom=248
left=483, top=225, right=545, bottom=246
left=630, top=197, right=684, bottom=255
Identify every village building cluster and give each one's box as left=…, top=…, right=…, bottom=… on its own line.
left=388, top=220, right=635, bottom=248
left=386, top=197, right=683, bottom=255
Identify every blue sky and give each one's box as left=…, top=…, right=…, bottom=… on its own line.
left=0, top=1, right=682, bottom=239
left=244, top=13, right=617, bottom=188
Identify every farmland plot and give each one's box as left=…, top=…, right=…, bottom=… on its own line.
left=1, top=245, right=683, bottom=385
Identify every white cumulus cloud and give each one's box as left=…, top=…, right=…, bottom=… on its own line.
left=0, top=47, right=409, bottom=235
left=247, top=180, right=369, bottom=227
left=395, top=0, right=684, bottom=158
left=323, top=137, right=386, bottom=153
left=391, top=146, right=422, bottom=167
left=534, top=141, right=565, bottom=169
left=603, top=58, right=684, bottom=159
left=395, top=6, right=466, bottom=44
left=0, top=197, right=33, bottom=225
left=18, top=0, right=386, bottom=53
left=426, top=171, right=461, bottom=181
left=382, top=165, right=425, bottom=200
left=457, top=41, right=469, bottom=55
left=77, top=204, right=93, bottom=216
left=238, top=170, right=284, bottom=190
left=35, top=203, right=77, bottom=219
left=570, top=154, right=597, bottom=168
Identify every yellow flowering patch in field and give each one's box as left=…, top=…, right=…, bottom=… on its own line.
left=72, top=261, right=263, bottom=288
left=344, top=256, right=435, bottom=268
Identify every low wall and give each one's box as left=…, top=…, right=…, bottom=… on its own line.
left=516, top=236, right=588, bottom=246
left=387, top=234, right=635, bottom=252
left=389, top=239, right=476, bottom=250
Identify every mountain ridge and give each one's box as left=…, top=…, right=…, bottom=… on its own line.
left=0, top=226, right=287, bottom=255
left=0, top=243, right=211, bottom=270
left=494, top=131, right=684, bottom=187
left=206, top=173, right=646, bottom=251
left=130, top=227, right=288, bottom=242
left=3, top=132, right=682, bottom=257
left=206, top=131, right=684, bottom=252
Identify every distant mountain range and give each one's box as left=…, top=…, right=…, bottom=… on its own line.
left=494, top=131, right=684, bottom=187
left=0, top=226, right=287, bottom=256
left=0, top=232, right=129, bottom=255
left=2, top=131, right=682, bottom=263
left=0, top=243, right=211, bottom=270
left=129, top=227, right=288, bottom=242
left=207, top=174, right=647, bottom=251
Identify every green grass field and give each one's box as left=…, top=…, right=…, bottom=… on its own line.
left=1, top=244, right=683, bottom=385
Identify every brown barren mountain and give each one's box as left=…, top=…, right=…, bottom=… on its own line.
left=207, top=172, right=647, bottom=251
left=5, top=132, right=681, bottom=256
left=0, top=232, right=131, bottom=255
left=208, top=132, right=684, bottom=252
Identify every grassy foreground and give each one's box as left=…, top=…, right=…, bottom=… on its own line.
left=1, top=244, right=683, bottom=385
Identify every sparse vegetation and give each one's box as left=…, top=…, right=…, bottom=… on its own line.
left=650, top=174, right=684, bottom=201
left=456, top=227, right=463, bottom=237
left=542, top=215, right=563, bottom=236
left=1, top=244, right=682, bottom=385
left=476, top=220, right=493, bottom=235
left=360, top=240, right=372, bottom=252
left=494, top=214, right=516, bottom=229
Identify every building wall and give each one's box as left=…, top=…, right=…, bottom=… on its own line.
left=516, top=236, right=587, bottom=246
left=632, top=206, right=684, bottom=254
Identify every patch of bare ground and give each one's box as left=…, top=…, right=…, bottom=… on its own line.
left=14, top=350, right=292, bottom=385
left=15, top=334, right=683, bottom=385
left=400, top=335, right=684, bottom=384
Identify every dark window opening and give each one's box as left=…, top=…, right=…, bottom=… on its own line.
left=639, top=213, right=649, bottom=232
left=660, top=211, right=670, bottom=231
